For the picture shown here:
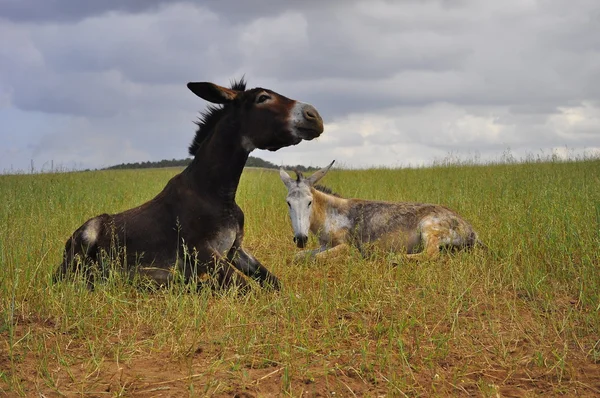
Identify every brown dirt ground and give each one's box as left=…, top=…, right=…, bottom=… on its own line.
left=2, top=310, right=600, bottom=398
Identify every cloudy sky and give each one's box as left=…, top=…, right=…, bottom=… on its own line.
left=1, top=0, right=599, bottom=172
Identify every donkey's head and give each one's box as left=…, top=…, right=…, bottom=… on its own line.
left=187, top=79, right=324, bottom=154
left=279, top=160, right=335, bottom=248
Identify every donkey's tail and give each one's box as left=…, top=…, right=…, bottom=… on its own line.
left=473, top=238, right=501, bottom=261
left=475, top=239, right=489, bottom=251
left=53, top=216, right=104, bottom=283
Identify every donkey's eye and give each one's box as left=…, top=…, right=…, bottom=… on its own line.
left=308, top=201, right=312, bottom=207
left=256, top=94, right=270, bottom=104
left=287, top=201, right=291, bottom=208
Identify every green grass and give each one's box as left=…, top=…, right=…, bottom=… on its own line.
left=1, top=160, right=599, bottom=396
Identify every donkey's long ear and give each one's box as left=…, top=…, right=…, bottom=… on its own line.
left=279, top=167, right=294, bottom=189
left=187, top=82, right=238, bottom=104
left=308, top=160, right=335, bottom=186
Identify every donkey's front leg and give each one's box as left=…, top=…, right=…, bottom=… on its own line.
left=294, top=243, right=350, bottom=262
left=293, top=246, right=326, bottom=262
left=315, top=243, right=351, bottom=260
left=203, top=252, right=251, bottom=294
left=229, top=247, right=281, bottom=290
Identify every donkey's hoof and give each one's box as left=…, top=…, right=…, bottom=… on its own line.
left=263, top=276, right=281, bottom=291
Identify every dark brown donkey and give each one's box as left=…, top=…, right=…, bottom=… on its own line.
left=54, top=78, right=324, bottom=292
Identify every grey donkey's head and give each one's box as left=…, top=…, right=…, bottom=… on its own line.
left=279, top=160, right=335, bottom=248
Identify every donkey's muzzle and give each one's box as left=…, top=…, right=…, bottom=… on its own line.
left=296, top=104, right=324, bottom=140
left=293, top=234, right=308, bottom=248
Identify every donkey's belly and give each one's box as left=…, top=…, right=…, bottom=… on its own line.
left=136, top=266, right=174, bottom=285
left=370, top=230, right=421, bottom=254
left=128, top=228, right=236, bottom=286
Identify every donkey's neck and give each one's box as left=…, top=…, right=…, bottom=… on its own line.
left=184, top=118, right=250, bottom=204
left=309, top=188, right=352, bottom=245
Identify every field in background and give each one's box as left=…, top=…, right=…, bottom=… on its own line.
left=1, top=160, right=599, bottom=397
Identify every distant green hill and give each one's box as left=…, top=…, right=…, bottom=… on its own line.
left=105, top=156, right=317, bottom=172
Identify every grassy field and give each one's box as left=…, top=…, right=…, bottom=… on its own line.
left=1, top=159, right=599, bottom=397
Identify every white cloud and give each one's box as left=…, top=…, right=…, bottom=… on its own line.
left=549, top=102, right=600, bottom=139
left=258, top=100, right=600, bottom=169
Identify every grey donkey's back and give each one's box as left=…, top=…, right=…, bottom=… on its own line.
left=345, top=199, right=482, bottom=259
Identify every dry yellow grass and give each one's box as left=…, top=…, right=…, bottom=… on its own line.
left=1, top=159, right=599, bottom=396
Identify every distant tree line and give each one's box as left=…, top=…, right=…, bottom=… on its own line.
left=105, top=158, right=192, bottom=170
left=105, top=156, right=317, bottom=172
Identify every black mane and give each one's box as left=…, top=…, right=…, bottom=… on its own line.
left=188, top=78, right=247, bottom=156
left=314, top=184, right=342, bottom=198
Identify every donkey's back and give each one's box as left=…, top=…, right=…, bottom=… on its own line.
left=347, top=199, right=480, bottom=259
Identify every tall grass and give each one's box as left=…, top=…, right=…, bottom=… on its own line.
left=1, top=160, right=599, bottom=396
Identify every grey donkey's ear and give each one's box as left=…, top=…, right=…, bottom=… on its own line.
left=307, top=160, right=335, bottom=186
left=279, top=167, right=294, bottom=188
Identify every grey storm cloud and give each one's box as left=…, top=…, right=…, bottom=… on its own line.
left=0, top=0, right=350, bottom=23
left=0, top=0, right=599, bottom=172
left=0, top=0, right=174, bottom=23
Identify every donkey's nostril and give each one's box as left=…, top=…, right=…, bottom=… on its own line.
left=303, top=105, right=321, bottom=121
left=294, top=234, right=308, bottom=248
